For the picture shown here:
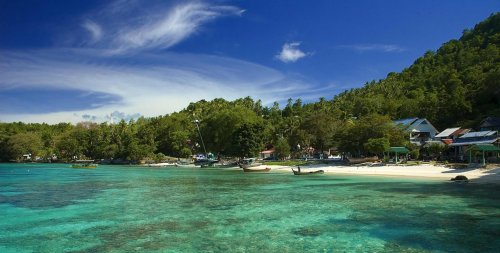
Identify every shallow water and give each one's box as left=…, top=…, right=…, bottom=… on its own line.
left=0, top=163, right=499, bottom=252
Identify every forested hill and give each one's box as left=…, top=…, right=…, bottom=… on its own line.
left=331, top=12, right=500, bottom=130
left=1, top=13, right=499, bottom=163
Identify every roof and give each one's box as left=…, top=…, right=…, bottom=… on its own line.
left=460, top=131, right=497, bottom=138
left=480, top=117, right=500, bottom=128
left=454, top=128, right=471, bottom=136
left=442, top=139, right=453, bottom=145
left=468, top=144, right=500, bottom=152
left=260, top=150, right=274, bottom=154
left=387, top=147, right=410, bottom=153
left=394, top=118, right=418, bottom=126
left=435, top=127, right=461, bottom=138
left=394, top=118, right=439, bottom=134
left=411, top=119, right=427, bottom=128
left=449, top=138, right=498, bottom=146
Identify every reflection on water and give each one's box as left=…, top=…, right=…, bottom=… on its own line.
left=0, top=164, right=499, bottom=252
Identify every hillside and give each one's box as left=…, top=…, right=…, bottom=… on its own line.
left=331, top=13, right=500, bottom=130
left=1, top=13, right=500, bottom=162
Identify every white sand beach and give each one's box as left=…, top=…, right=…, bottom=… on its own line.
left=257, top=163, right=500, bottom=183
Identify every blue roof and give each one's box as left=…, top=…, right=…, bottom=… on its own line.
left=449, top=138, right=497, bottom=146
left=460, top=131, right=497, bottom=138
left=393, top=118, right=418, bottom=126
left=410, top=118, right=428, bottom=128
left=450, top=131, right=498, bottom=146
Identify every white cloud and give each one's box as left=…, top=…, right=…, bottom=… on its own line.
left=0, top=1, right=322, bottom=124
left=81, top=20, right=103, bottom=43
left=340, top=44, right=406, bottom=53
left=0, top=49, right=316, bottom=123
left=82, top=1, right=243, bottom=54
left=276, top=42, right=309, bottom=63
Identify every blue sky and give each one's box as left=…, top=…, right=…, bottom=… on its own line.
left=0, top=0, right=498, bottom=123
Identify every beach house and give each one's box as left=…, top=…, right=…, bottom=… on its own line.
left=434, top=127, right=470, bottom=160
left=449, top=130, right=499, bottom=162
left=394, top=118, right=439, bottom=146
left=479, top=117, right=500, bottom=131
left=260, top=149, right=275, bottom=159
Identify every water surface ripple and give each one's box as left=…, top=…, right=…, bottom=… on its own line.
left=0, top=164, right=498, bottom=252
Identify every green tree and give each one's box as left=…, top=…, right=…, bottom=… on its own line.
left=7, top=132, right=43, bottom=161
left=337, top=114, right=406, bottom=156
left=364, top=137, right=390, bottom=157
left=425, top=143, right=447, bottom=160
left=201, top=106, right=262, bottom=154
left=230, top=122, right=265, bottom=158
left=274, top=138, right=291, bottom=160
left=300, top=112, right=339, bottom=153
left=55, top=131, right=82, bottom=161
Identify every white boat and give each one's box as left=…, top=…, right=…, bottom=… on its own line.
left=239, top=158, right=262, bottom=169
left=327, top=155, right=342, bottom=161
left=147, top=162, right=176, bottom=167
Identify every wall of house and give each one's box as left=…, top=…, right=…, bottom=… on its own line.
left=413, top=120, right=438, bottom=138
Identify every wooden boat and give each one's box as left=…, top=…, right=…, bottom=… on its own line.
left=239, top=158, right=262, bottom=169
left=71, top=163, right=98, bottom=169
left=240, top=163, right=262, bottom=169
left=243, top=167, right=271, bottom=172
left=347, top=156, right=379, bottom=164
left=291, top=168, right=324, bottom=175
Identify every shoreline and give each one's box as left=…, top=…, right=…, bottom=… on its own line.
left=261, top=163, right=500, bottom=184
left=2, top=162, right=499, bottom=184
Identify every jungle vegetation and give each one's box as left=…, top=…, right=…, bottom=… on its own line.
left=1, top=13, right=499, bottom=162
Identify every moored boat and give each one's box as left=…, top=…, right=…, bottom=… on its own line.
left=243, top=167, right=271, bottom=172
left=347, top=156, right=379, bottom=164
left=239, top=158, right=262, bottom=169
left=147, top=162, right=176, bottom=167
left=291, top=168, right=324, bottom=175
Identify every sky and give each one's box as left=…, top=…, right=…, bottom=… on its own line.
left=0, top=0, right=498, bottom=123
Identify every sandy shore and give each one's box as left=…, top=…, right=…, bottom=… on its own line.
left=251, top=163, right=500, bottom=183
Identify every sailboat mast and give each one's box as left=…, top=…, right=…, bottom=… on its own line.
left=194, top=119, right=207, bottom=156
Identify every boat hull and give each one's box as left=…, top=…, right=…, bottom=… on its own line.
left=347, top=156, right=379, bottom=164
left=243, top=167, right=271, bottom=172
left=291, top=169, right=324, bottom=175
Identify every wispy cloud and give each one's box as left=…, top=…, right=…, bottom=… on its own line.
left=0, top=0, right=321, bottom=123
left=0, top=49, right=316, bottom=123
left=81, top=1, right=244, bottom=54
left=276, top=42, right=310, bottom=63
left=81, top=20, right=103, bottom=43
left=339, top=44, right=406, bottom=53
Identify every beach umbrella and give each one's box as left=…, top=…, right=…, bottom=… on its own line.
left=387, top=147, right=410, bottom=163
left=467, top=144, right=500, bottom=166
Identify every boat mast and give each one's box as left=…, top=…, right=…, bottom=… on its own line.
left=194, top=119, right=207, bottom=156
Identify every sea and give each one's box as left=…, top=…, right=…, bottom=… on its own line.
left=1, top=163, right=499, bottom=252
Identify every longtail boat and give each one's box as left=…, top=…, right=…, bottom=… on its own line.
left=291, top=168, right=324, bottom=175
left=243, top=167, right=271, bottom=172
left=347, top=156, right=379, bottom=164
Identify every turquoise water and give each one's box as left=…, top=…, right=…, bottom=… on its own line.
left=0, top=164, right=499, bottom=252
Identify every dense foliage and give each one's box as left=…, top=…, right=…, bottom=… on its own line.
left=1, top=13, right=499, bottom=162
left=332, top=13, right=500, bottom=130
